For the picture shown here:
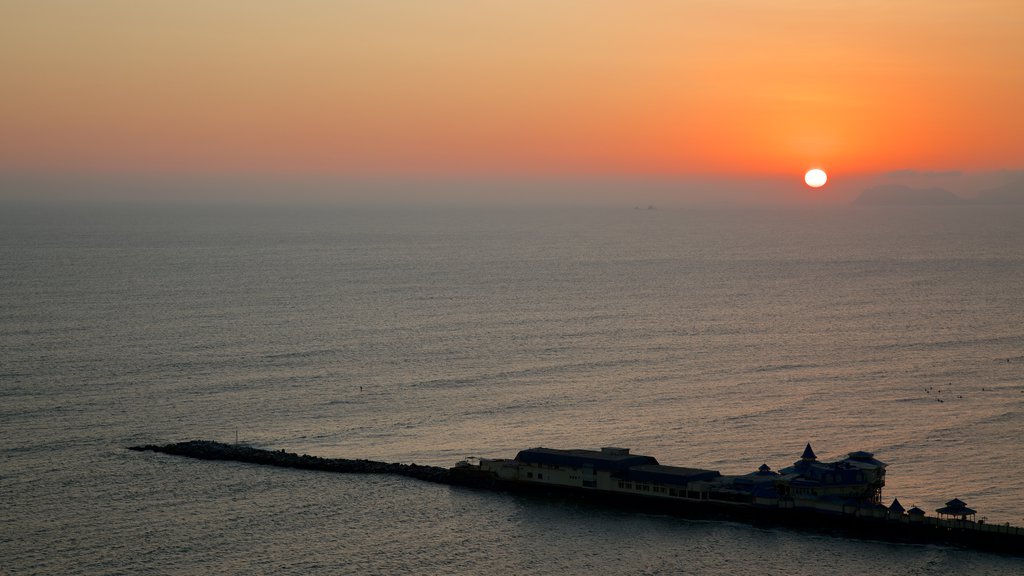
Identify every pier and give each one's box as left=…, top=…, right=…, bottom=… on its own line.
left=129, top=440, right=1024, bottom=557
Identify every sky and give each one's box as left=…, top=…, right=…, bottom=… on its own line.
left=2, top=1, right=1023, bottom=204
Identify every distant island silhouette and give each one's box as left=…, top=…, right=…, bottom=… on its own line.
left=853, top=183, right=1024, bottom=206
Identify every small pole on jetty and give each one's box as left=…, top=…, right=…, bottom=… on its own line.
left=235, top=430, right=238, bottom=445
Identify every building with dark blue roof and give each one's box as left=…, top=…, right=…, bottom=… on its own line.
left=515, top=447, right=658, bottom=471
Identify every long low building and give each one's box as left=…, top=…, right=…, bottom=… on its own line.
left=477, top=443, right=886, bottom=511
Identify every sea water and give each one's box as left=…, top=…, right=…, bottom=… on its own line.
left=2, top=202, right=1022, bottom=574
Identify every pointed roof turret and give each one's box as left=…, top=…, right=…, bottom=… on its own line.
left=889, top=498, right=905, bottom=514
left=801, top=443, right=817, bottom=461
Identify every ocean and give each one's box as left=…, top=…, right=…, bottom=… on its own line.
left=2, top=201, right=1023, bottom=574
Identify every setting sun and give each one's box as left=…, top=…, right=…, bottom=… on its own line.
left=804, top=169, right=828, bottom=188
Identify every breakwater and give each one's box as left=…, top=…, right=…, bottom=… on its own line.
left=128, top=440, right=466, bottom=485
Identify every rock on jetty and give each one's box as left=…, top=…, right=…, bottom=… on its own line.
left=128, top=440, right=482, bottom=486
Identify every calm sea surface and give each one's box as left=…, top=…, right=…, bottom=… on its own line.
left=2, top=202, right=1023, bottom=574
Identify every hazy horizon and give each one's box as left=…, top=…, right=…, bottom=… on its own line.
left=2, top=168, right=1022, bottom=207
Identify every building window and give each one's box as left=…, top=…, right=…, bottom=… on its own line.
left=527, top=472, right=533, bottom=479
left=538, top=473, right=543, bottom=479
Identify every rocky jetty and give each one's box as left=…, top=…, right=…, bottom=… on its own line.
left=129, top=440, right=476, bottom=486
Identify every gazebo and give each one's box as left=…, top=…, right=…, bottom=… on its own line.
left=935, top=498, right=977, bottom=521
left=888, top=497, right=905, bottom=516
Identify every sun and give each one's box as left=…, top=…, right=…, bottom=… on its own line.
left=804, top=168, right=828, bottom=188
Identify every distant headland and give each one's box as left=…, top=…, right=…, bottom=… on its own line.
left=853, top=183, right=1024, bottom=206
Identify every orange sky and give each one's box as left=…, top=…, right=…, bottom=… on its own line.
left=2, top=1, right=1023, bottom=188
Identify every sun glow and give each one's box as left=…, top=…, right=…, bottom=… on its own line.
left=804, top=169, right=828, bottom=188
